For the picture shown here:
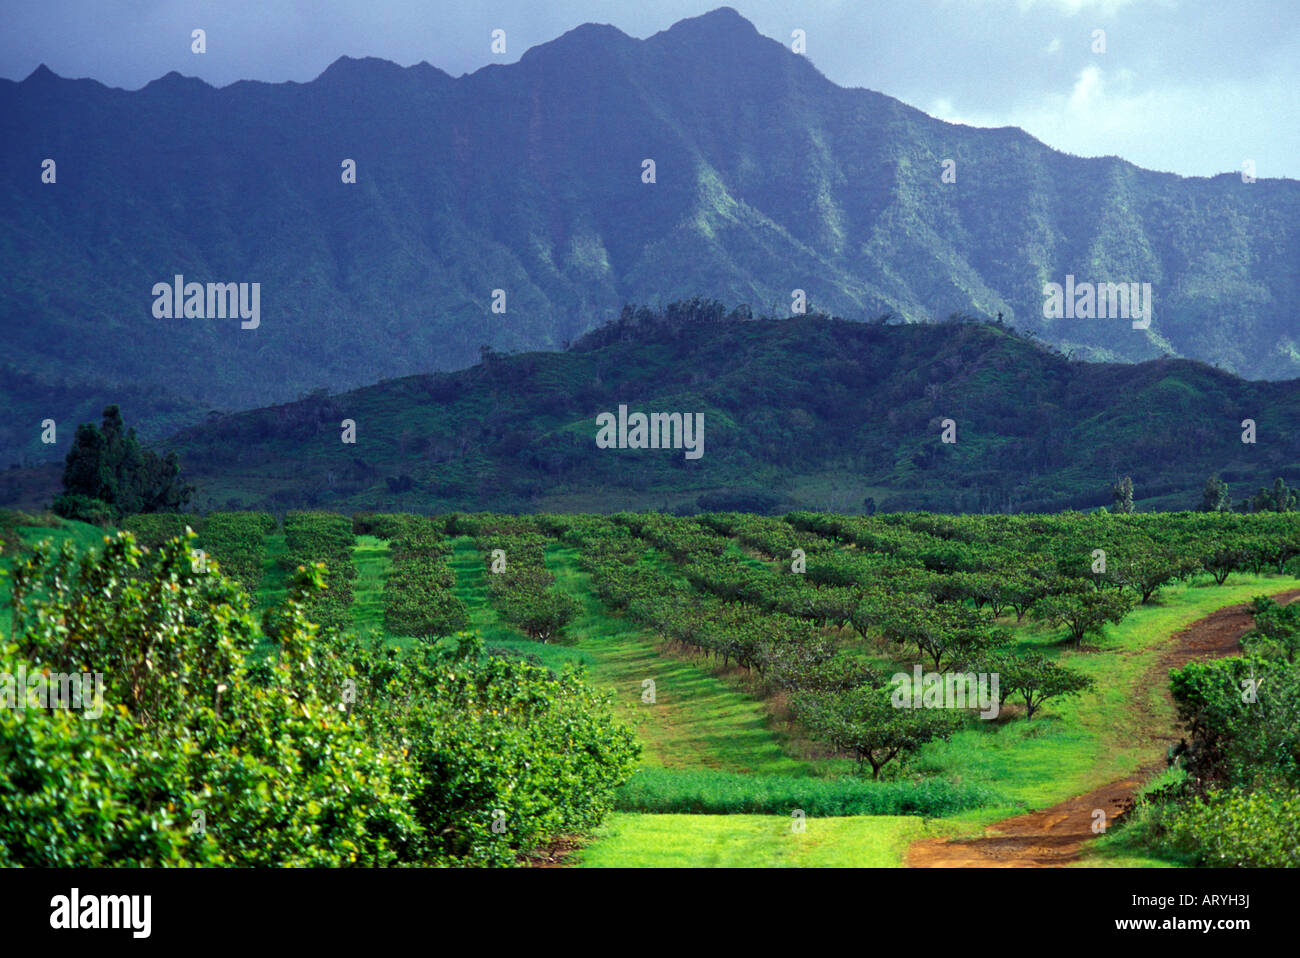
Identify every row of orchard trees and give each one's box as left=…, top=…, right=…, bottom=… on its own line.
left=0, top=517, right=637, bottom=866
left=613, top=513, right=1097, bottom=775
left=354, top=513, right=470, bottom=639
left=550, top=510, right=1300, bottom=778
left=123, top=511, right=275, bottom=593
left=450, top=514, right=582, bottom=644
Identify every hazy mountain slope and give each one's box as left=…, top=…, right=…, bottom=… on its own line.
left=3, top=7, right=1297, bottom=466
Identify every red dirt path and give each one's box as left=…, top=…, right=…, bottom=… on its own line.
left=905, top=589, right=1300, bottom=868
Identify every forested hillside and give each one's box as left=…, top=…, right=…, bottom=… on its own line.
left=61, top=304, right=1297, bottom=516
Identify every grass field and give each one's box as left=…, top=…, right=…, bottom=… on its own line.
left=574, top=812, right=964, bottom=868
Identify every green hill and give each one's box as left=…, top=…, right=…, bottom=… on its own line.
left=48, top=302, right=1295, bottom=516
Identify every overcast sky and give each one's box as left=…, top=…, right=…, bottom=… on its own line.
left=4, top=0, right=1296, bottom=179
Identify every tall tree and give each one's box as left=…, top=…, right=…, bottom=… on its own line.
left=1250, top=478, right=1298, bottom=513
left=54, top=405, right=193, bottom=521
left=1199, top=475, right=1232, bottom=512
left=1111, top=475, right=1135, bottom=514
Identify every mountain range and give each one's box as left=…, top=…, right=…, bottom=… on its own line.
left=2, top=6, right=1298, bottom=469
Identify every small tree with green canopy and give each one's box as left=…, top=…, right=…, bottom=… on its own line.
left=1201, top=538, right=1250, bottom=585
left=1031, top=590, right=1132, bottom=647
left=994, top=653, right=1093, bottom=720
left=791, top=685, right=961, bottom=778
left=1113, top=547, right=1199, bottom=604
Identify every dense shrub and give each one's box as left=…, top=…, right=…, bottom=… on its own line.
left=0, top=533, right=416, bottom=866
left=0, top=530, right=637, bottom=866
left=121, top=512, right=197, bottom=549
left=48, top=492, right=113, bottom=526
left=200, top=512, right=276, bottom=592
left=354, top=637, right=639, bottom=865
left=1169, top=655, right=1300, bottom=788
left=1158, top=784, right=1300, bottom=867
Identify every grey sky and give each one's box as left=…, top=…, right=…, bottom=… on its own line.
left=3, top=0, right=1296, bottom=179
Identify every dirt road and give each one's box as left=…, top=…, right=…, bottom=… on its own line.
left=906, top=589, right=1300, bottom=868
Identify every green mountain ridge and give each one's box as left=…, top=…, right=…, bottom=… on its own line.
left=3, top=7, right=1297, bottom=467
left=10, top=302, right=1292, bottom=516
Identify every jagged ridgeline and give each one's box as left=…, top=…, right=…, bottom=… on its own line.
left=3, top=7, right=1298, bottom=467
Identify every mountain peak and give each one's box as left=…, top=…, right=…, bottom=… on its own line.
left=142, top=70, right=211, bottom=92
left=22, top=63, right=59, bottom=83
left=693, top=7, right=753, bottom=26
left=653, top=7, right=761, bottom=42
left=318, top=55, right=408, bottom=81
left=517, top=21, right=634, bottom=65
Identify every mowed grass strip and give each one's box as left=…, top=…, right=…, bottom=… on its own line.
left=254, top=530, right=289, bottom=614
left=545, top=543, right=809, bottom=776
left=351, top=535, right=390, bottom=634
left=448, top=536, right=596, bottom=672
left=350, top=534, right=424, bottom=649
left=575, top=812, right=963, bottom=868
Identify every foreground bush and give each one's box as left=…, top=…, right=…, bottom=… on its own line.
left=354, top=636, right=639, bottom=865
left=0, top=533, right=412, bottom=866
left=1157, top=784, right=1300, bottom=867
left=0, top=531, right=636, bottom=866
left=1169, top=654, right=1300, bottom=788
